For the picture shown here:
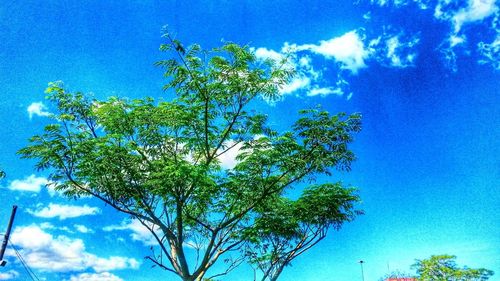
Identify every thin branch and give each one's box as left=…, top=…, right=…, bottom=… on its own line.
left=145, top=256, right=178, bottom=274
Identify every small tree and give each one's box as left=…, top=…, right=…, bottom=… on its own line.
left=19, top=34, right=362, bottom=281
left=412, top=255, right=494, bottom=281
left=379, top=271, right=416, bottom=281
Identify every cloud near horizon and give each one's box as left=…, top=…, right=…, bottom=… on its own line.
left=65, top=272, right=124, bottom=281
left=10, top=224, right=139, bottom=273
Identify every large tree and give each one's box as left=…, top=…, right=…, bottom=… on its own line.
left=19, top=35, right=362, bottom=281
left=412, top=255, right=494, bottom=281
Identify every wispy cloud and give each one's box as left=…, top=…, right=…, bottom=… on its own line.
left=65, top=272, right=124, bottom=281
left=307, top=87, right=343, bottom=97
left=10, top=224, right=140, bottom=272
left=7, top=174, right=48, bottom=192
left=371, top=0, right=430, bottom=9
left=253, top=28, right=421, bottom=101
left=369, top=31, right=420, bottom=68
left=39, top=222, right=73, bottom=233
left=104, top=219, right=157, bottom=246
left=478, top=35, right=500, bottom=70
left=370, top=0, right=499, bottom=70
left=27, top=102, right=51, bottom=119
left=74, top=224, right=94, bottom=234
left=28, top=203, right=100, bottom=220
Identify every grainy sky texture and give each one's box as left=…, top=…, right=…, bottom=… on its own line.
left=0, top=1, right=499, bottom=280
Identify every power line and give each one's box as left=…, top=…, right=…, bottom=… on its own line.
left=8, top=240, right=41, bottom=281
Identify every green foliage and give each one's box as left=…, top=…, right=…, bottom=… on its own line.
left=245, top=183, right=362, bottom=281
left=412, top=255, right=494, bottom=281
left=19, top=34, right=362, bottom=281
left=0, top=168, right=5, bottom=179
left=379, top=271, right=416, bottom=281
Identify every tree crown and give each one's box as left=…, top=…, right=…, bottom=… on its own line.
left=19, top=38, right=362, bottom=281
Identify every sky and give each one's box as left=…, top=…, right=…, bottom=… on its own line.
left=0, top=0, right=499, bottom=281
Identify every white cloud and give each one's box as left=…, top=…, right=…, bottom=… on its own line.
left=434, top=2, right=499, bottom=70
left=66, top=272, right=124, bottom=281
left=386, top=36, right=402, bottom=65
left=253, top=30, right=422, bottom=100
left=28, top=203, right=100, bottom=220
left=478, top=35, right=500, bottom=69
left=385, top=35, right=419, bottom=67
left=371, top=0, right=430, bottom=9
left=39, top=222, right=74, bottom=233
left=10, top=224, right=139, bottom=273
left=363, top=11, right=372, bottom=20
left=216, top=136, right=271, bottom=169
left=439, top=45, right=459, bottom=72
left=450, top=34, right=466, bottom=47
left=0, top=270, right=19, bottom=280
left=74, top=224, right=94, bottom=234
left=254, top=47, right=285, bottom=62
left=217, top=140, right=244, bottom=170
left=452, top=0, right=498, bottom=32
left=299, top=30, right=369, bottom=73
left=40, top=222, right=57, bottom=229
left=279, top=76, right=311, bottom=95
left=7, top=174, right=48, bottom=192
left=307, top=87, right=343, bottom=97
left=254, top=46, right=316, bottom=97
left=435, top=0, right=498, bottom=32
left=27, top=102, right=51, bottom=119
left=369, top=32, right=420, bottom=68
left=370, top=0, right=498, bottom=70
left=104, top=219, right=157, bottom=246
left=298, top=56, right=311, bottom=68
left=91, top=256, right=139, bottom=272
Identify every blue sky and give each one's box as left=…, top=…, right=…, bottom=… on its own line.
left=0, top=1, right=499, bottom=280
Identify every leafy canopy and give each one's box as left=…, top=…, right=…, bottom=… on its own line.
left=19, top=36, right=362, bottom=281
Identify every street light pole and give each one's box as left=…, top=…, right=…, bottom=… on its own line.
left=0, top=205, right=18, bottom=266
left=359, top=260, right=365, bottom=281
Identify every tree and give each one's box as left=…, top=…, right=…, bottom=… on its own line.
left=379, top=270, right=416, bottom=281
left=19, top=34, right=362, bottom=281
left=412, top=255, right=494, bottom=281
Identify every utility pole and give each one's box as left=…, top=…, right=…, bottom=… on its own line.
left=0, top=205, right=18, bottom=267
left=359, top=260, right=365, bottom=281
